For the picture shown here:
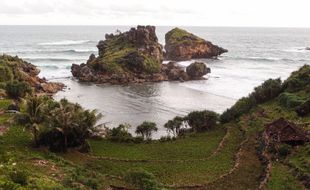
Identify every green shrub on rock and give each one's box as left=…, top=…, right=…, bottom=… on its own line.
left=5, top=80, right=32, bottom=99
left=0, top=65, right=13, bottom=83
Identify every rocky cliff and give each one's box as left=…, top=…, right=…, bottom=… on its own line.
left=0, top=54, right=64, bottom=94
left=72, top=26, right=211, bottom=84
left=165, top=28, right=227, bottom=61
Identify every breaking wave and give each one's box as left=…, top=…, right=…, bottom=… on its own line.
left=38, top=40, right=92, bottom=46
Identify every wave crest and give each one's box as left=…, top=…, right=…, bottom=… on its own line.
left=38, top=40, right=92, bottom=46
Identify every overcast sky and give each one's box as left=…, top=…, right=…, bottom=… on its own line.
left=0, top=0, right=309, bottom=27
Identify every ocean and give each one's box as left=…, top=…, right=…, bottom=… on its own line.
left=1, top=26, right=309, bottom=137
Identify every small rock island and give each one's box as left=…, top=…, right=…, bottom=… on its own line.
left=71, top=26, right=225, bottom=84
left=165, top=28, right=227, bottom=61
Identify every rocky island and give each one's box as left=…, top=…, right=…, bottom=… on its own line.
left=71, top=26, right=212, bottom=84
left=164, top=27, right=228, bottom=61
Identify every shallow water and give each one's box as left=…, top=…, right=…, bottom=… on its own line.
left=1, top=26, right=310, bottom=137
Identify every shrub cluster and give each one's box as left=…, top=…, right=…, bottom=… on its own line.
left=282, top=65, right=310, bottom=92
left=17, top=96, right=101, bottom=152
left=220, top=78, right=283, bottom=123
left=278, top=92, right=305, bottom=108
left=124, top=169, right=162, bottom=190
left=5, top=80, right=32, bottom=99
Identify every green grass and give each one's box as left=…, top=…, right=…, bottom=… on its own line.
left=71, top=125, right=244, bottom=186
left=0, top=99, right=12, bottom=110
left=287, top=143, right=310, bottom=175
left=266, top=163, right=304, bottom=190
left=90, top=126, right=226, bottom=160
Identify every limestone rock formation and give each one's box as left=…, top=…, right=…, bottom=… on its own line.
left=186, top=62, right=211, bottom=79
left=72, top=26, right=212, bottom=84
left=0, top=54, right=64, bottom=94
left=164, top=28, right=227, bottom=61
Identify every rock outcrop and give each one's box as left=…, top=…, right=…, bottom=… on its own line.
left=186, top=62, right=211, bottom=79
left=72, top=26, right=211, bottom=84
left=164, top=28, right=227, bottom=61
left=0, top=54, right=64, bottom=94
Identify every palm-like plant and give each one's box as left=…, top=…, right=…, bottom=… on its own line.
left=25, top=95, right=45, bottom=147
left=49, top=99, right=75, bottom=152
left=49, top=99, right=103, bottom=152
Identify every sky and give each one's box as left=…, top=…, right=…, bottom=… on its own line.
left=0, top=0, right=309, bottom=27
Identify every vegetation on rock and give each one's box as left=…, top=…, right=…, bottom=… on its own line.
left=165, top=28, right=228, bottom=61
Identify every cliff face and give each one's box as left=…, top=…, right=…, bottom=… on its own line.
left=72, top=26, right=211, bottom=84
left=165, top=28, right=227, bottom=61
left=91, top=25, right=163, bottom=75
left=0, top=54, right=64, bottom=94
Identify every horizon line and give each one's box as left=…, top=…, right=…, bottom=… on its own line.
left=0, top=24, right=310, bottom=29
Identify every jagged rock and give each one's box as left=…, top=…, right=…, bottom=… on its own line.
left=40, top=82, right=64, bottom=94
left=165, top=28, right=227, bottom=61
left=0, top=54, right=63, bottom=94
left=71, top=26, right=212, bottom=85
left=186, top=62, right=211, bottom=79
left=94, top=25, right=163, bottom=75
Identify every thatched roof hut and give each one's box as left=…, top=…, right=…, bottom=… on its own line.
left=264, top=118, right=309, bottom=145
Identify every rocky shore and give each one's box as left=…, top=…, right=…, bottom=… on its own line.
left=71, top=26, right=219, bottom=85
left=0, top=54, right=64, bottom=94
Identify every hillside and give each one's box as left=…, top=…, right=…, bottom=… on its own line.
left=0, top=64, right=309, bottom=190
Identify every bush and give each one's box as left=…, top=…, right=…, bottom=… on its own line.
left=283, top=65, right=310, bottom=92
left=251, top=78, right=283, bottom=103
left=185, top=110, right=218, bottom=132
left=220, top=96, right=256, bottom=123
left=278, top=92, right=305, bottom=108
left=278, top=144, right=291, bottom=158
left=135, top=121, right=158, bottom=140
left=220, top=78, right=283, bottom=123
left=106, top=124, right=133, bottom=142
left=124, top=169, right=161, bottom=190
left=5, top=80, right=32, bottom=99
left=0, top=65, right=13, bottom=82
left=9, top=169, right=28, bottom=185
left=296, top=98, right=310, bottom=117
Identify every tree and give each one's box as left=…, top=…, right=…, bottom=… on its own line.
left=185, top=110, right=218, bottom=132
left=164, top=116, right=183, bottom=137
left=46, top=98, right=102, bottom=152
left=49, top=99, right=76, bottom=152
left=25, top=95, right=46, bottom=147
left=135, top=121, right=158, bottom=140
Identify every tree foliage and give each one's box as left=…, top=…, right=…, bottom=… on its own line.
left=185, top=110, right=218, bottom=132
left=135, top=121, right=158, bottom=140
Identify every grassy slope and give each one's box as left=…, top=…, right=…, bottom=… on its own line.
left=0, top=66, right=309, bottom=189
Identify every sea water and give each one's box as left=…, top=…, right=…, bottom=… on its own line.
left=1, top=26, right=309, bottom=137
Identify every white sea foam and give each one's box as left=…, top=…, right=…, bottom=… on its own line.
left=38, top=40, right=92, bottom=46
